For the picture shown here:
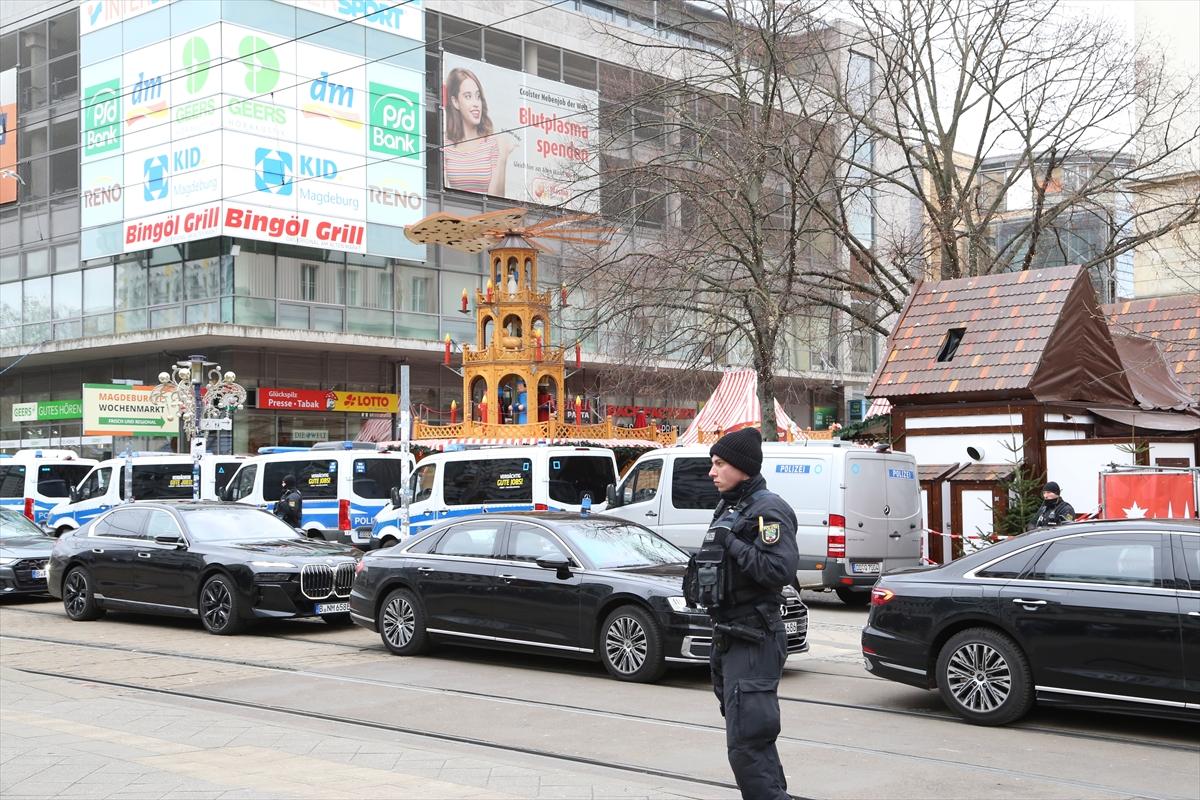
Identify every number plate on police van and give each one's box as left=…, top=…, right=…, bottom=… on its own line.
left=31, top=569, right=47, bottom=580
left=316, top=602, right=350, bottom=615
left=851, top=562, right=881, bottom=575
left=784, top=620, right=799, bottom=635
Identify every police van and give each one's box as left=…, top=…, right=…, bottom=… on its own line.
left=0, top=450, right=97, bottom=526
left=368, top=446, right=619, bottom=548
left=45, top=453, right=245, bottom=535
left=222, top=443, right=414, bottom=545
left=603, top=442, right=922, bottom=604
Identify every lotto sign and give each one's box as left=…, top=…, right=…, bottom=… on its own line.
left=82, top=78, right=121, bottom=158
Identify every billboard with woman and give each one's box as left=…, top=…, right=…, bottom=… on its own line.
left=442, top=53, right=597, bottom=211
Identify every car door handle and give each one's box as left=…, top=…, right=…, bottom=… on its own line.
left=1012, top=598, right=1047, bottom=606
left=137, top=552, right=151, bottom=559
left=416, top=566, right=435, bottom=573
left=889, top=532, right=901, bottom=539
left=91, top=548, right=105, bottom=554
left=498, top=574, right=517, bottom=582
left=1189, top=611, right=1200, bottom=617
left=645, top=511, right=658, bottom=517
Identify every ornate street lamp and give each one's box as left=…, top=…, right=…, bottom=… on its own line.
left=151, top=356, right=246, bottom=500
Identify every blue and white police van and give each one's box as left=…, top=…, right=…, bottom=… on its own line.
left=367, top=445, right=619, bottom=549
left=45, top=452, right=245, bottom=535
left=222, top=442, right=414, bottom=545
left=0, top=449, right=97, bottom=526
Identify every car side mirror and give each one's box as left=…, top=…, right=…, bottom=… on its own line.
left=69, top=488, right=80, bottom=503
left=391, top=486, right=408, bottom=508
left=154, top=534, right=185, bottom=548
left=535, top=556, right=573, bottom=579
left=218, top=486, right=230, bottom=502
left=606, top=483, right=620, bottom=508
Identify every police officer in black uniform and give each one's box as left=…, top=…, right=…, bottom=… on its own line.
left=1028, top=481, right=1075, bottom=530
left=686, top=427, right=799, bottom=800
left=273, top=474, right=303, bottom=529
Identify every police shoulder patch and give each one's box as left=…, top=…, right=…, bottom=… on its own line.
left=761, top=522, right=781, bottom=545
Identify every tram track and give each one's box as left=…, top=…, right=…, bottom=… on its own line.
left=3, top=606, right=1195, bottom=756
left=4, top=627, right=1197, bottom=791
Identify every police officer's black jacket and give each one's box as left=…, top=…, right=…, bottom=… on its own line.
left=274, top=488, right=303, bottom=528
left=711, top=473, right=800, bottom=620
left=1029, top=497, right=1075, bottom=530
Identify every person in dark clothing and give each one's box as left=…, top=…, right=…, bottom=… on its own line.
left=693, top=427, right=799, bottom=800
left=1029, top=481, right=1075, bottom=529
left=273, top=474, right=303, bottom=528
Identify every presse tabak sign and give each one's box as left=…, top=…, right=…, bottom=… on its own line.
left=257, top=388, right=399, bottom=413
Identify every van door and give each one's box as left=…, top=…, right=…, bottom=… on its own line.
left=662, top=456, right=720, bottom=552
left=843, top=454, right=889, bottom=578
left=607, top=458, right=664, bottom=534
left=765, top=456, right=833, bottom=586
left=407, top=461, right=439, bottom=533
left=883, top=456, right=922, bottom=571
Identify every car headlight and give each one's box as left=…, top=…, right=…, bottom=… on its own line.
left=249, top=560, right=296, bottom=568
left=667, top=596, right=698, bottom=613
left=0, top=557, right=17, bottom=566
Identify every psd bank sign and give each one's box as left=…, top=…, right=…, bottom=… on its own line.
left=368, top=81, right=420, bottom=159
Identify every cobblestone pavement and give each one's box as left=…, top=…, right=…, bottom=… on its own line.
left=0, top=665, right=727, bottom=800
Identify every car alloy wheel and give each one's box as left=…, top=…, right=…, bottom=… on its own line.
left=599, top=605, right=666, bottom=682
left=63, top=568, right=103, bottom=621
left=605, top=615, right=648, bottom=675
left=945, top=642, right=1011, bottom=713
left=199, top=575, right=245, bottom=635
left=379, top=588, right=429, bottom=656
left=382, top=594, right=415, bottom=648
left=936, top=627, right=1033, bottom=725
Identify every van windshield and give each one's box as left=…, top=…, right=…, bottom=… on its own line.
left=548, top=456, right=616, bottom=505
left=37, top=464, right=93, bottom=497
left=353, top=458, right=407, bottom=500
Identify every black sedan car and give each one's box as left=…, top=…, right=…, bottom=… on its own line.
left=350, top=512, right=808, bottom=682
left=1, top=507, right=55, bottom=596
left=863, top=520, right=1199, bottom=725
left=47, top=501, right=361, bottom=635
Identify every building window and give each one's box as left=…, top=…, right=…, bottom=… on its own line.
left=300, top=263, right=317, bottom=301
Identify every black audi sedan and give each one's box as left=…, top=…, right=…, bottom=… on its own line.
left=350, top=512, right=809, bottom=682
left=862, top=520, right=1199, bottom=725
left=1, top=507, right=55, bottom=597
left=47, top=501, right=361, bottom=634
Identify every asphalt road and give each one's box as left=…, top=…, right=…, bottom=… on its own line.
left=1, top=590, right=1196, bottom=800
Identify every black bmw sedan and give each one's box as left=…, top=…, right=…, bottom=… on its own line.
left=47, top=501, right=361, bottom=634
left=350, top=512, right=809, bottom=682
left=862, top=520, right=1199, bottom=725
left=1, top=507, right=55, bottom=596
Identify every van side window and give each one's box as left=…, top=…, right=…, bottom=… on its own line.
left=670, top=458, right=719, bottom=510
left=410, top=463, right=435, bottom=503
left=77, top=467, right=112, bottom=501
left=129, top=465, right=194, bottom=500
left=621, top=459, right=662, bottom=505
left=548, top=456, right=615, bottom=504
left=263, top=460, right=338, bottom=501
left=352, top=458, right=407, bottom=500
left=443, top=458, right=532, bottom=505
left=213, top=462, right=241, bottom=496
left=229, top=465, right=257, bottom=500
left=0, top=465, right=26, bottom=497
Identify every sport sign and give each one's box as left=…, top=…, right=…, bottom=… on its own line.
left=82, top=384, right=170, bottom=436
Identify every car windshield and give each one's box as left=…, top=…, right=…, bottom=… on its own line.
left=558, top=519, right=688, bottom=569
left=179, top=507, right=303, bottom=543
left=0, top=507, right=48, bottom=539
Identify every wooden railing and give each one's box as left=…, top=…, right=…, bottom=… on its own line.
left=413, top=417, right=677, bottom=446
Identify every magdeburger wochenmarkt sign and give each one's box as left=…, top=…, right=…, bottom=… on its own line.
left=82, top=383, right=170, bottom=436
left=11, top=399, right=84, bottom=423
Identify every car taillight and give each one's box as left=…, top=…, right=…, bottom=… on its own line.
left=870, top=586, right=895, bottom=606
left=827, top=513, right=846, bottom=558
left=339, top=499, right=351, bottom=531
left=23, top=497, right=35, bottom=522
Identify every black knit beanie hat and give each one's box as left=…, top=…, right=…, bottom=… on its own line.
left=282, top=474, right=297, bottom=488
left=710, top=428, right=763, bottom=477
left=1043, top=481, right=1060, bottom=494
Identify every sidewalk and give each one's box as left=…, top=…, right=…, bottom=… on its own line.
left=0, top=666, right=723, bottom=800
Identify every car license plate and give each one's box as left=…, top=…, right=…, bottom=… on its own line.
left=31, top=569, right=47, bottom=580
left=851, top=562, right=881, bottom=575
left=784, top=620, right=799, bottom=635
left=316, top=602, right=350, bottom=615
